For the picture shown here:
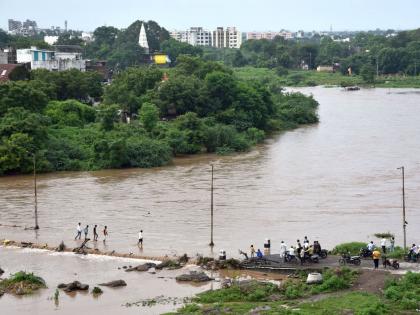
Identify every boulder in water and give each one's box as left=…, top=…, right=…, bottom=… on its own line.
left=176, top=271, right=213, bottom=282
left=58, top=281, right=89, bottom=292
left=126, top=263, right=156, bottom=272
left=98, top=280, right=127, bottom=287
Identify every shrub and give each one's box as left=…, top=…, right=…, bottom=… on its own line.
left=331, top=242, right=367, bottom=255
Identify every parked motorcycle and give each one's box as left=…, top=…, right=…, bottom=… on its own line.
left=339, top=253, right=361, bottom=266
left=285, top=253, right=298, bottom=263
left=359, top=248, right=373, bottom=258
left=301, top=253, right=320, bottom=264
left=319, top=249, right=328, bottom=259
left=383, top=258, right=400, bottom=269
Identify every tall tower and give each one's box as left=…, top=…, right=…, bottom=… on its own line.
left=138, top=23, right=149, bottom=54
left=65, top=20, right=68, bottom=32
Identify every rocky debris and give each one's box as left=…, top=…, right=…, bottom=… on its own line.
left=98, top=280, right=127, bottom=287
left=221, top=278, right=233, bottom=288
left=57, top=281, right=89, bottom=292
left=306, top=273, right=323, bottom=284
left=20, top=242, right=33, bottom=248
left=57, top=241, right=65, bottom=252
left=126, top=263, right=156, bottom=272
left=175, top=271, right=213, bottom=282
left=0, top=267, right=4, bottom=275
left=156, top=260, right=181, bottom=270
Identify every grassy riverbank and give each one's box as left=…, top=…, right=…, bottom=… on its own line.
left=234, top=67, right=420, bottom=88
left=170, top=269, right=420, bottom=314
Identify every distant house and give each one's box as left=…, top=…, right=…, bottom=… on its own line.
left=86, top=60, right=112, bottom=82
left=0, top=64, right=30, bottom=83
left=317, top=65, right=334, bottom=73
left=16, top=46, right=86, bottom=71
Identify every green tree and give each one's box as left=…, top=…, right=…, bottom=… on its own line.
left=97, top=105, right=119, bottom=131
left=140, top=102, right=159, bottom=132
left=104, top=67, right=163, bottom=114
left=360, top=64, right=376, bottom=83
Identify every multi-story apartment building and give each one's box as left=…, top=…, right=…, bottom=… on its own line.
left=170, top=27, right=212, bottom=47
left=212, top=27, right=242, bottom=49
left=225, top=27, right=242, bottom=48
left=171, top=26, right=242, bottom=48
left=8, top=19, right=22, bottom=33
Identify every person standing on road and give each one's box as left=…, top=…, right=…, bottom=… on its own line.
left=367, top=241, right=375, bottom=252
left=93, top=225, right=98, bottom=241
left=84, top=225, right=89, bottom=240
left=381, top=238, right=387, bottom=254
left=390, top=237, right=395, bottom=252
left=75, top=223, right=82, bottom=240
left=372, top=248, right=381, bottom=269
left=103, top=226, right=108, bottom=243
left=138, top=230, right=143, bottom=246
left=250, top=245, right=256, bottom=258
left=280, top=241, right=287, bottom=262
left=296, top=240, right=302, bottom=257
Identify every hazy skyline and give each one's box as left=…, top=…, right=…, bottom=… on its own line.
left=1, top=0, right=419, bottom=32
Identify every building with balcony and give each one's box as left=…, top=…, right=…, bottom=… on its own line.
left=16, top=46, right=86, bottom=71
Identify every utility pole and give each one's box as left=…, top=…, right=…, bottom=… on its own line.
left=33, top=154, right=39, bottom=230
left=397, top=166, right=406, bottom=250
left=209, top=164, right=214, bottom=247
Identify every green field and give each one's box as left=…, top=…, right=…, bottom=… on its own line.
left=234, top=67, right=420, bottom=88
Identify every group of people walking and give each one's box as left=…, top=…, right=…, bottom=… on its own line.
left=74, top=223, right=144, bottom=246
left=74, top=223, right=108, bottom=242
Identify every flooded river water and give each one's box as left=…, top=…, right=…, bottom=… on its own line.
left=2, top=87, right=420, bottom=257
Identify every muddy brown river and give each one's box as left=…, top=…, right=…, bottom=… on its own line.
left=1, top=87, right=420, bottom=314
left=1, top=87, right=420, bottom=256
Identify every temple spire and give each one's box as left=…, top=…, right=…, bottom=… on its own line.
left=138, top=22, right=149, bottom=54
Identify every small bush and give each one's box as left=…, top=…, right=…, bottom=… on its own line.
left=92, top=286, right=103, bottom=295
left=331, top=242, right=367, bottom=255
left=374, top=232, right=394, bottom=239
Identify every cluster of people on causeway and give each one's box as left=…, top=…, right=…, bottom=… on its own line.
left=248, top=236, right=324, bottom=264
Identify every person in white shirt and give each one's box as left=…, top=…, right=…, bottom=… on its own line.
left=138, top=230, right=143, bottom=246
left=288, top=246, right=295, bottom=257
left=74, top=223, right=82, bottom=240
left=367, top=241, right=375, bottom=251
left=380, top=238, right=387, bottom=253
left=280, top=241, right=287, bottom=261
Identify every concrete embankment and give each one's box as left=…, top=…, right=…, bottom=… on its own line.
left=0, top=239, right=166, bottom=263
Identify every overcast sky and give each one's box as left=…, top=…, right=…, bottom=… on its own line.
left=1, top=0, right=419, bottom=32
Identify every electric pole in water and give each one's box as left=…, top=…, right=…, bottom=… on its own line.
left=33, top=154, right=39, bottom=230
left=397, top=166, right=406, bottom=250
left=209, top=164, right=214, bottom=247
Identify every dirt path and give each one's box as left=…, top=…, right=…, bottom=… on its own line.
left=351, top=269, right=397, bottom=294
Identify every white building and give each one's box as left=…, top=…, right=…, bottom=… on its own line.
left=138, top=23, right=149, bottom=54
left=44, top=36, right=59, bottom=45
left=212, top=27, right=242, bottom=49
left=226, top=27, right=242, bottom=48
left=170, top=27, right=212, bottom=47
left=16, top=47, right=85, bottom=71
left=81, top=32, right=94, bottom=42
left=170, top=26, right=241, bottom=48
